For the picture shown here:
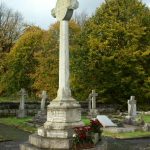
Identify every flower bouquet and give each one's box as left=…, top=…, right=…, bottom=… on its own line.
left=73, top=126, right=94, bottom=149
left=73, top=119, right=103, bottom=149
left=90, top=119, right=103, bottom=144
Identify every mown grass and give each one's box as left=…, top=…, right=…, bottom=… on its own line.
left=0, top=117, right=36, bottom=133
left=0, top=96, right=38, bottom=102
left=82, top=116, right=91, bottom=125
left=103, top=131, right=150, bottom=139
left=0, top=97, right=18, bottom=102
left=143, top=115, right=150, bottom=123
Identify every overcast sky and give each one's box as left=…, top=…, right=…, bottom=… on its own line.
left=0, top=0, right=149, bottom=29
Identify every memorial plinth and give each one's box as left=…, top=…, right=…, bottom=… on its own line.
left=20, top=0, right=83, bottom=149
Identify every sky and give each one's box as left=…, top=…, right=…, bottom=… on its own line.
left=0, top=0, right=150, bottom=29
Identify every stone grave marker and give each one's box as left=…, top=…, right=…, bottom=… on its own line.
left=17, top=88, right=27, bottom=118
left=40, top=90, right=48, bottom=112
left=128, top=96, right=137, bottom=117
left=97, top=115, right=117, bottom=128
left=125, top=96, right=139, bottom=125
left=33, top=91, right=48, bottom=126
left=88, top=90, right=99, bottom=117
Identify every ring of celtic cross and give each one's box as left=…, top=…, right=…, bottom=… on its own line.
left=51, top=0, right=79, bottom=21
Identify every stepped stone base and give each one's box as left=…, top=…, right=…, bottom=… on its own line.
left=20, top=98, right=84, bottom=150
left=20, top=142, right=44, bottom=150
left=20, top=133, right=73, bottom=150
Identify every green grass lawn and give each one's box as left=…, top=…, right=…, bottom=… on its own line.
left=103, top=131, right=150, bottom=139
left=0, top=117, right=36, bottom=133
left=0, top=96, right=38, bottom=102
left=82, top=116, right=90, bottom=125
left=0, top=97, right=17, bottom=102
left=143, top=115, right=150, bottom=123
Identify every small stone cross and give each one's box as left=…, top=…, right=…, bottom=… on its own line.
left=40, top=91, right=48, bottom=111
left=91, top=90, right=98, bottom=109
left=128, top=96, right=137, bottom=117
left=19, top=88, right=27, bottom=110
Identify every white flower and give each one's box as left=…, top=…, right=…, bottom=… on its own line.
left=73, top=134, right=77, bottom=138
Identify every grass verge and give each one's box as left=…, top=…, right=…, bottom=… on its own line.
left=103, top=130, right=150, bottom=139
left=0, top=117, right=36, bottom=133
left=143, top=115, right=150, bottom=123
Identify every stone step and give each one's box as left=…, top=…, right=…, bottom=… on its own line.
left=29, top=133, right=72, bottom=149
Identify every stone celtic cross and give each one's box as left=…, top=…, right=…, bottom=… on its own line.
left=20, top=1, right=83, bottom=149
left=51, top=0, right=79, bottom=21
left=51, top=0, right=79, bottom=100
left=128, top=96, right=137, bottom=117
left=91, top=90, right=98, bottom=109
left=19, top=88, right=27, bottom=110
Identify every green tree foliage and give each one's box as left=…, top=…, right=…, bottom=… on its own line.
left=32, top=21, right=81, bottom=99
left=2, top=26, right=44, bottom=94
left=1, top=20, right=81, bottom=98
left=0, top=3, right=24, bottom=94
left=71, top=0, right=150, bottom=103
left=31, top=23, right=59, bottom=99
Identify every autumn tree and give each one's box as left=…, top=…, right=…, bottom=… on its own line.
left=71, top=0, right=150, bottom=104
left=0, top=3, right=23, bottom=52
left=31, top=23, right=59, bottom=99
left=2, top=26, right=44, bottom=94
left=0, top=3, right=24, bottom=95
left=32, top=21, right=81, bottom=99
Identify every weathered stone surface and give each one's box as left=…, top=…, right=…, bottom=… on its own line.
left=32, top=110, right=47, bottom=126
left=103, top=127, right=136, bottom=133
left=45, top=100, right=82, bottom=124
left=88, top=90, right=99, bottom=118
left=51, top=0, right=79, bottom=21
left=40, top=91, right=48, bottom=111
left=29, top=133, right=72, bottom=149
left=17, top=88, right=27, bottom=118
left=20, top=142, right=47, bottom=150
left=124, top=96, right=138, bottom=125
left=97, top=115, right=117, bottom=128
left=126, top=96, right=137, bottom=118
left=145, top=111, right=150, bottom=115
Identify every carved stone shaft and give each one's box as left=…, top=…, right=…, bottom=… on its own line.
left=57, top=21, right=71, bottom=100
